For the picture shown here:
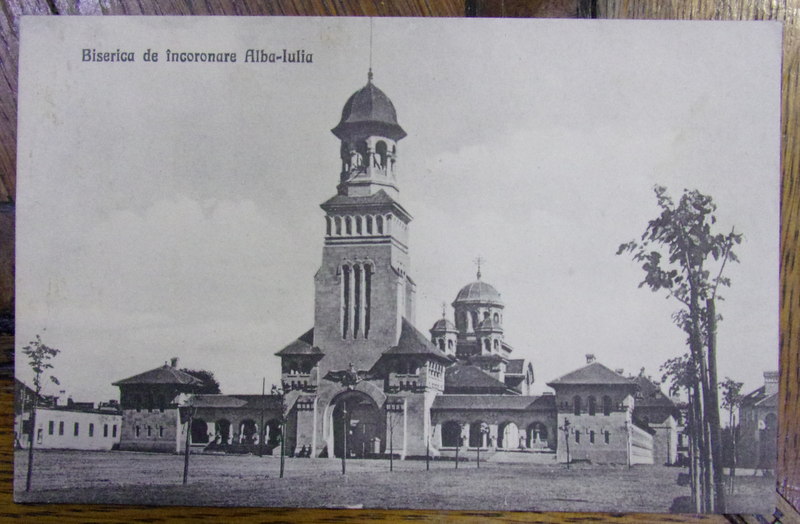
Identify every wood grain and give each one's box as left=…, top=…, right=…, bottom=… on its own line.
left=1, top=0, right=798, bottom=522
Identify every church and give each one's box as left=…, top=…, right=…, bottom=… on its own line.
left=113, top=72, right=679, bottom=466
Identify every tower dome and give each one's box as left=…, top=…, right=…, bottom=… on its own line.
left=332, top=75, right=407, bottom=141
left=453, top=280, right=503, bottom=306
left=431, top=318, right=457, bottom=333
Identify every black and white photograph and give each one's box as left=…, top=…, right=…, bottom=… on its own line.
left=14, top=16, right=781, bottom=514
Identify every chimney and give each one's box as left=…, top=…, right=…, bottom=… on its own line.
left=170, top=357, right=179, bottom=368
left=615, top=368, right=625, bottom=376
left=764, top=371, right=778, bottom=396
left=585, top=354, right=596, bottom=364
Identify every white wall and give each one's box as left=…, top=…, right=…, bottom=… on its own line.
left=17, top=408, right=121, bottom=451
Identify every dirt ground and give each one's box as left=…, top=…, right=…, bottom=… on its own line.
left=13, top=449, right=774, bottom=514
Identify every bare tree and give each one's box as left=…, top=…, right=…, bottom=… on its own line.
left=21, top=333, right=60, bottom=492
left=720, top=377, right=743, bottom=494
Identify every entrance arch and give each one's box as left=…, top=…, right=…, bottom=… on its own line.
left=215, top=419, right=232, bottom=445
left=469, top=421, right=488, bottom=448
left=527, top=422, right=549, bottom=449
left=265, top=418, right=282, bottom=455
left=331, top=390, right=385, bottom=458
left=191, top=418, right=209, bottom=444
left=498, top=422, right=519, bottom=449
left=442, top=421, right=462, bottom=447
left=239, top=419, right=258, bottom=446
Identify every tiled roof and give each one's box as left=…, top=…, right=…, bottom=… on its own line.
left=432, top=394, right=554, bottom=411
left=445, top=363, right=514, bottom=394
left=113, top=365, right=205, bottom=387
left=275, top=329, right=323, bottom=356
left=741, top=385, right=779, bottom=408
left=755, top=392, right=778, bottom=408
left=383, top=318, right=451, bottom=362
left=630, top=375, right=676, bottom=408
left=188, top=394, right=283, bottom=410
left=547, top=362, right=634, bottom=387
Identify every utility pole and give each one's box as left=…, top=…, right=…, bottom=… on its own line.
left=455, top=436, right=460, bottom=469
left=341, top=400, right=347, bottom=475
left=182, top=406, right=195, bottom=485
left=258, top=377, right=265, bottom=457
left=559, top=418, right=571, bottom=469
left=389, top=408, right=393, bottom=472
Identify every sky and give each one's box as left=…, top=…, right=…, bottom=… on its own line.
left=16, top=17, right=782, bottom=404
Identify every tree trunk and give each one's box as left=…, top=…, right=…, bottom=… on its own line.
left=25, top=405, right=36, bottom=492
left=688, top=283, right=713, bottom=511
left=705, top=298, right=726, bottom=512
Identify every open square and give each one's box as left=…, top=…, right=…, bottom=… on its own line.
left=14, top=450, right=773, bottom=513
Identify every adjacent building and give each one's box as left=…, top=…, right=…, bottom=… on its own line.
left=737, top=371, right=778, bottom=469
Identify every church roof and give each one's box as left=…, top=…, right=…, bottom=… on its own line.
left=476, top=317, right=503, bottom=331
left=445, top=363, right=515, bottom=394
left=506, top=359, right=526, bottom=375
left=546, top=361, right=635, bottom=387
left=113, top=365, right=204, bottom=387
left=383, top=318, right=451, bottom=362
left=274, top=328, right=323, bottom=357
left=331, top=78, right=407, bottom=141
left=454, top=280, right=503, bottom=306
left=432, top=394, right=554, bottom=411
left=320, top=190, right=412, bottom=221
left=430, top=318, right=457, bottom=333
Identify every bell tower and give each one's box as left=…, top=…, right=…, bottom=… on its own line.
left=313, top=72, right=416, bottom=376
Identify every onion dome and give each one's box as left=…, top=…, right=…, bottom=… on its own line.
left=453, top=281, right=503, bottom=306
left=431, top=318, right=457, bottom=333
left=331, top=73, right=406, bottom=141
left=476, top=317, right=503, bottom=332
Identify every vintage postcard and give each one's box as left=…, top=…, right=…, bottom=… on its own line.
left=15, top=16, right=781, bottom=513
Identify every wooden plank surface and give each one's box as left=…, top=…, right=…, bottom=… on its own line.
left=1, top=1, right=798, bottom=522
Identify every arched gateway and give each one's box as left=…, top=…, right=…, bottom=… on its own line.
left=330, top=390, right=385, bottom=458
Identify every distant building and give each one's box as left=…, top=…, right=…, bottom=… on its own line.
left=629, top=373, right=680, bottom=465
left=737, top=371, right=778, bottom=469
left=14, top=379, right=121, bottom=451
left=112, top=358, right=204, bottom=452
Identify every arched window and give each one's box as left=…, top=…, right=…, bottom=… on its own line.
left=471, top=312, right=479, bottom=331
left=376, top=140, right=388, bottom=168
left=602, top=395, right=612, bottom=416
left=588, top=396, right=597, bottom=416
left=483, top=311, right=490, bottom=320
left=442, top=421, right=462, bottom=447
left=325, top=216, right=332, bottom=236
left=589, top=430, right=595, bottom=444
left=366, top=216, right=373, bottom=234
left=573, top=396, right=582, bottom=416
left=438, top=339, right=445, bottom=350
left=483, top=339, right=490, bottom=351
left=493, top=312, right=500, bottom=323
left=334, top=216, right=342, bottom=235
left=575, top=431, right=580, bottom=444
left=604, top=430, right=610, bottom=444
left=493, top=339, right=499, bottom=351
left=376, top=216, right=384, bottom=234
left=447, top=339, right=454, bottom=350
left=345, top=216, right=352, bottom=235
left=355, top=216, right=362, bottom=235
